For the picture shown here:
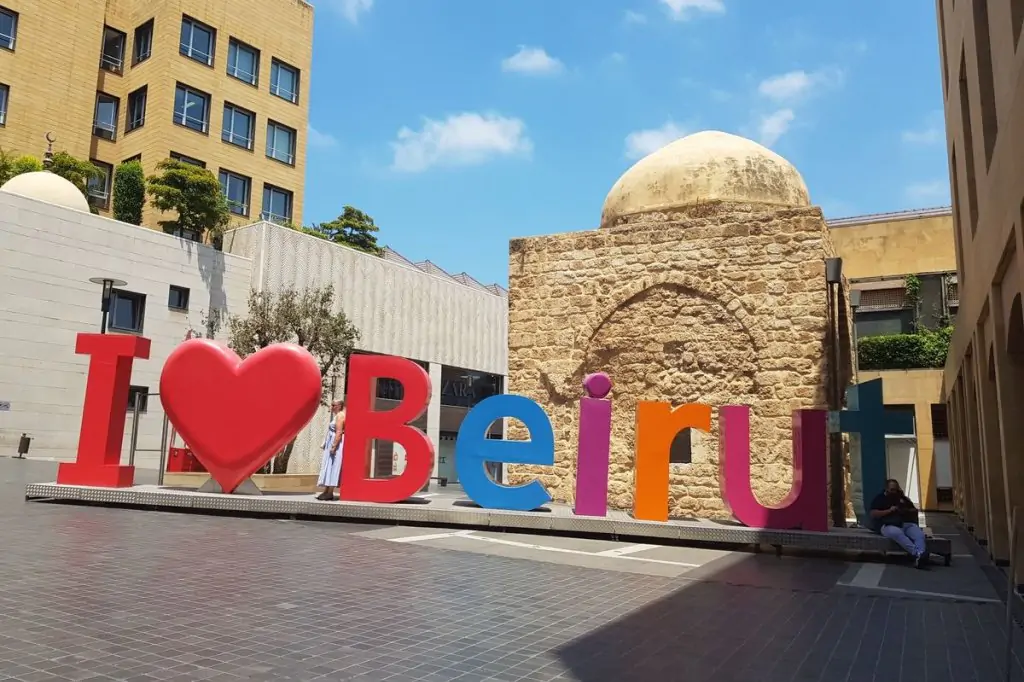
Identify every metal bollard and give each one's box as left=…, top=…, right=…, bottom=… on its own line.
left=127, top=398, right=141, bottom=467
left=157, top=413, right=169, bottom=486
left=1006, top=505, right=1019, bottom=682
left=15, top=433, right=30, bottom=459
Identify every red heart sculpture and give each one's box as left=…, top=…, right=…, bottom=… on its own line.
left=160, top=340, right=323, bottom=493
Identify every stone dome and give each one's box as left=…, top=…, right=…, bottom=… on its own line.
left=600, top=130, right=811, bottom=226
left=0, top=171, right=91, bottom=213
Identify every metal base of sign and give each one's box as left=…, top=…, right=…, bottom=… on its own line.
left=23, top=482, right=953, bottom=561
left=196, top=477, right=262, bottom=496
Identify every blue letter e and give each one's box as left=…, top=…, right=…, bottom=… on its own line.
left=455, top=395, right=554, bottom=512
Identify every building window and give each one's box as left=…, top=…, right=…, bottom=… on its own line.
left=0, top=7, right=17, bottom=51
left=930, top=404, right=949, bottom=439
left=958, top=53, right=980, bottom=236
left=266, top=121, right=296, bottom=165
left=856, top=287, right=907, bottom=311
left=219, top=169, right=251, bottom=216
left=93, top=93, right=120, bottom=141
left=971, top=0, right=998, bottom=169
left=86, top=160, right=113, bottom=210
left=168, top=285, right=190, bottom=311
left=221, top=104, right=254, bottom=150
left=126, top=86, right=147, bottom=132
left=1014, top=0, right=1023, bottom=51
left=885, top=404, right=916, bottom=436
left=100, top=26, right=126, bottom=73
left=170, top=227, right=201, bottom=242
left=669, top=428, right=692, bottom=465
left=227, top=38, right=259, bottom=85
left=133, top=19, right=153, bottom=64
left=270, top=59, right=299, bottom=103
left=127, top=385, right=149, bottom=414
left=0, top=83, right=7, bottom=126
left=261, top=185, right=293, bottom=224
left=179, top=16, right=215, bottom=66
left=109, top=289, right=146, bottom=334
left=169, top=151, right=205, bottom=168
left=122, top=154, right=141, bottom=164
left=173, top=83, right=210, bottom=133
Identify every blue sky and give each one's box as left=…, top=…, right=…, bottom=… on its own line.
left=304, top=0, right=950, bottom=285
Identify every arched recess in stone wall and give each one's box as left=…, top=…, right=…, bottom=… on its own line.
left=574, top=272, right=766, bottom=350
left=1006, top=293, right=1024, bottom=362
left=537, top=272, right=768, bottom=403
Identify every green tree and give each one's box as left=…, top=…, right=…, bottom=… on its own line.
left=228, top=286, right=360, bottom=473
left=112, top=160, right=145, bottom=225
left=306, top=205, right=384, bottom=255
left=48, top=151, right=101, bottom=196
left=0, top=148, right=43, bottom=185
left=146, top=158, right=230, bottom=239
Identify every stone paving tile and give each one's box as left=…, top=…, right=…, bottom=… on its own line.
left=1, top=460, right=1024, bottom=681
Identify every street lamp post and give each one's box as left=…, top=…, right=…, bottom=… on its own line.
left=849, top=289, right=862, bottom=377
left=824, top=258, right=846, bottom=527
left=88, top=277, right=127, bottom=334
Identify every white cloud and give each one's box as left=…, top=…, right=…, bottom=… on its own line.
left=624, top=10, right=648, bottom=24
left=328, top=0, right=373, bottom=24
left=308, top=125, right=338, bottom=148
left=905, top=180, right=950, bottom=203
left=902, top=111, right=946, bottom=145
left=758, top=108, right=795, bottom=146
left=757, top=68, right=843, bottom=103
left=391, top=112, right=532, bottom=173
left=501, top=46, right=564, bottom=76
left=625, top=121, right=688, bottom=160
left=661, top=0, right=725, bottom=21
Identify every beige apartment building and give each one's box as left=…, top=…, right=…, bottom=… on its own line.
left=829, top=207, right=957, bottom=511
left=0, top=0, right=312, bottom=232
left=936, top=0, right=1023, bottom=586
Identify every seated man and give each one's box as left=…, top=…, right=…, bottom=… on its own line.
left=870, top=479, right=929, bottom=569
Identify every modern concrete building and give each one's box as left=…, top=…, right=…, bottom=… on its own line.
left=936, top=0, right=1024, bottom=584
left=0, top=0, right=313, bottom=229
left=829, top=207, right=957, bottom=510
left=0, top=173, right=508, bottom=487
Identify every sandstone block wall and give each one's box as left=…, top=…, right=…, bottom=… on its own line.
left=506, top=204, right=848, bottom=519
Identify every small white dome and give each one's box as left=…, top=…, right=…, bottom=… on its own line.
left=0, top=171, right=91, bottom=213
left=601, top=130, right=811, bottom=226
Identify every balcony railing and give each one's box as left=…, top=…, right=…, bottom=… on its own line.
left=93, top=119, right=116, bottom=140
left=267, top=146, right=295, bottom=165
left=222, top=130, right=252, bottom=149
left=100, top=53, right=123, bottom=73
left=174, top=111, right=209, bottom=133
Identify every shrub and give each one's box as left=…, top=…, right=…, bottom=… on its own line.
left=112, top=160, right=145, bottom=225
left=858, top=327, right=953, bottom=370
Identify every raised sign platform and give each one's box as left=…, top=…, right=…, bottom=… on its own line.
left=24, top=482, right=952, bottom=563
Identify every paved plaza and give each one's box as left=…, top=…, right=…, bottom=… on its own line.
left=1, top=457, right=1022, bottom=681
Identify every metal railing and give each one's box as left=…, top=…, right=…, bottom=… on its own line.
left=126, top=391, right=171, bottom=486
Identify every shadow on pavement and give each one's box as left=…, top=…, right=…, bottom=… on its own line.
left=554, top=551, right=1024, bottom=682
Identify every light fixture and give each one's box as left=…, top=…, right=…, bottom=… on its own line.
left=849, top=289, right=862, bottom=309
left=89, top=277, right=127, bottom=334
left=825, top=258, right=843, bottom=285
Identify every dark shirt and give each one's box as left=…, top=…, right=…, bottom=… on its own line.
left=870, top=493, right=919, bottom=530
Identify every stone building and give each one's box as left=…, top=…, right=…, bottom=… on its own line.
left=505, top=130, right=852, bottom=519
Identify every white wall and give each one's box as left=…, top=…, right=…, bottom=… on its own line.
left=0, top=192, right=253, bottom=468
left=224, top=222, right=509, bottom=475
left=886, top=437, right=922, bottom=505
left=224, top=222, right=508, bottom=374
left=933, top=438, right=952, bottom=489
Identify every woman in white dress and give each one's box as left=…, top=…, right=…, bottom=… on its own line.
left=316, top=400, right=346, bottom=501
